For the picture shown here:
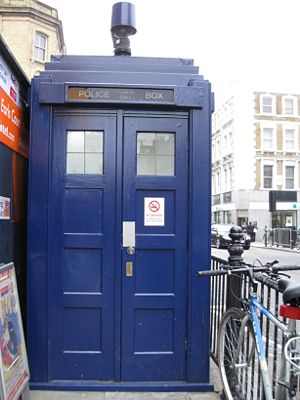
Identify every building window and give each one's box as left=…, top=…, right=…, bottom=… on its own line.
left=137, top=132, right=175, bottom=176
left=262, top=127, right=274, bottom=150
left=283, top=96, right=297, bottom=115
left=66, top=131, right=104, bottom=174
left=285, top=166, right=295, bottom=189
left=284, top=128, right=296, bottom=151
left=216, top=171, right=220, bottom=193
left=263, top=165, right=273, bottom=188
left=261, top=95, right=275, bottom=114
left=34, top=32, right=47, bottom=62
left=229, top=167, right=233, bottom=190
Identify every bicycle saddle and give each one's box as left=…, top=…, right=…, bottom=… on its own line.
left=278, top=278, right=300, bottom=306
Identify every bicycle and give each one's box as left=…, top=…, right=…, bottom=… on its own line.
left=198, top=260, right=300, bottom=400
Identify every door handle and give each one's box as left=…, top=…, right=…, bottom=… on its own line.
left=127, top=246, right=135, bottom=255
left=126, top=261, right=133, bottom=277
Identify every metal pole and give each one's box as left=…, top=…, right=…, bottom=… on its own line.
left=264, top=226, right=268, bottom=247
left=226, top=225, right=244, bottom=309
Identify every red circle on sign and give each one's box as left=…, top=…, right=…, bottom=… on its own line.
left=149, top=200, right=160, bottom=212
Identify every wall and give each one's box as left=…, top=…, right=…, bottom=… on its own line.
left=0, top=0, right=65, bottom=79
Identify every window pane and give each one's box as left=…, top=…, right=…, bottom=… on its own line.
left=66, top=154, right=84, bottom=174
left=286, top=166, right=294, bottom=178
left=262, top=128, right=273, bottom=148
left=34, top=33, right=47, bottom=62
left=285, top=129, right=295, bottom=150
left=137, top=155, right=156, bottom=175
left=156, top=155, right=174, bottom=175
left=263, top=165, right=273, bottom=188
left=67, top=131, right=84, bottom=152
left=262, top=97, right=273, bottom=113
left=66, top=130, right=103, bottom=175
left=137, top=132, right=175, bottom=176
left=85, top=153, right=103, bottom=174
left=40, top=35, right=46, bottom=48
left=284, top=98, right=294, bottom=114
left=85, top=131, right=103, bottom=153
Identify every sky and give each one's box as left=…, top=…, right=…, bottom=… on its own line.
left=44, top=0, right=300, bottom=105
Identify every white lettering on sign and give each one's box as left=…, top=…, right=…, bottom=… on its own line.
left=78, top=89, right=110, bottom=99
left=145, top=91, right=164, bottom=100
left=144, top=197, right=165, bottom=226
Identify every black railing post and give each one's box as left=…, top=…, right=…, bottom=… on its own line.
left=264, top=226, right=268, bottom=247
left=226, top=225, right=244, bottom=309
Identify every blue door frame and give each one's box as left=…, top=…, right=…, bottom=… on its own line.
left=49, top=112, right=117, bottom=380
left=121, top=116, right=188, bottom=381
left=47, top=110, right=189, bottom=382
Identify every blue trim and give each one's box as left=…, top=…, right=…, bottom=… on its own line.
left=187, top=81, right=212, bottom=383
left=114, top=110, right=123, bottom=382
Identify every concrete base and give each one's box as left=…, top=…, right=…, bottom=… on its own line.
left=29, top=361, right=222, bottom=399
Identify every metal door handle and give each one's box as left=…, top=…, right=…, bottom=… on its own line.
left=126, top=261, right=133, bottom=277
left=127, top=246, right=135, bottom=255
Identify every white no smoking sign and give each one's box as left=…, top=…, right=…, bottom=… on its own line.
left=144, top=197, right=165, bottom=226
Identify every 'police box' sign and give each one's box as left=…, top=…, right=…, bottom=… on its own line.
left=68, top=87, right=174, bottom=103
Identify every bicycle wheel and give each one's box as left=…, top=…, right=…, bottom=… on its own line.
left=218, top=307, right=262, bottom=400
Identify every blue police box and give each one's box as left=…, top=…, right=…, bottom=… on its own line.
left=27, top=2, right=213, bottom=392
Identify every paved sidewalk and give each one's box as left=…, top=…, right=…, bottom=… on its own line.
left=251, top=240, right=300, bottom=253
left=28, top=361, right=222, bottom=400
left=29, top=391, right=220, bottom=400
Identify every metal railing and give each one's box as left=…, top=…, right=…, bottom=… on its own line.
left=271, top=228, right=300, bottom=249
left=210, top=255, right=285, bottom=397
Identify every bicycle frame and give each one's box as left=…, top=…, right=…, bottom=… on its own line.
left=237, top=291, right=291, bottom=400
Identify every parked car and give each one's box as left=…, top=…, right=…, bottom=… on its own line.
left=211, top=224, right=251, bottom=250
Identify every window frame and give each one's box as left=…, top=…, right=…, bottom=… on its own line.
left=283, top=126, right=297, bottom=152
left=282, top=95, right=297, bottom=116
left=34, top=32, right=47, bottom=63
left=283, top=162, right=297, bottom=190
left=262, top=162, right=275, bottom=189
left=66, top=130, right=104, bottom=175
left=261, top=94, right=275, bottom=115
left=261, top=126, right=275, bottom=151
left=285, top=165, right=295, bottom=190
left=263, top=164, right=274, bottom=189
left=136, top=131, right=175, bottom=176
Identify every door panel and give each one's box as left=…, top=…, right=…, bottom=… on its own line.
left=49, top=112, right=188, bottom=382
left=121, top=117, right=188, bottom=381
left=49, top=114, right=116, bottom=380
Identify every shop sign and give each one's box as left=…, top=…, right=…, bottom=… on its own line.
left=0, top=55, right=28, bottom=158
left=276, top=202, right=300, bottom=211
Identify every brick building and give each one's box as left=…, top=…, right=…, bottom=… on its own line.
left=0, top=0, right=65, bottom=79
left=212, top=81, right=300, bottom=240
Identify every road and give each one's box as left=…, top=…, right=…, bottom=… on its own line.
left=212, top=244, right=300, bottom=278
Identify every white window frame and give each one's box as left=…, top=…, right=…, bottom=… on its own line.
left=261, top=161, right=276, bottom=189
left=283, top=162, right=297, bottom=190
left=261, top=126, right=276, bottom=151
left=229, top=166, right=233, bottom=191
left=283, top=125, right=297, bottom=152
left=34, top=32, right=47, bottom=63
left=282, top=95, right=297, bottom=116
left=261, top=94, right=275, bottom=114
left=216, top=170, right=220, bottom=193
